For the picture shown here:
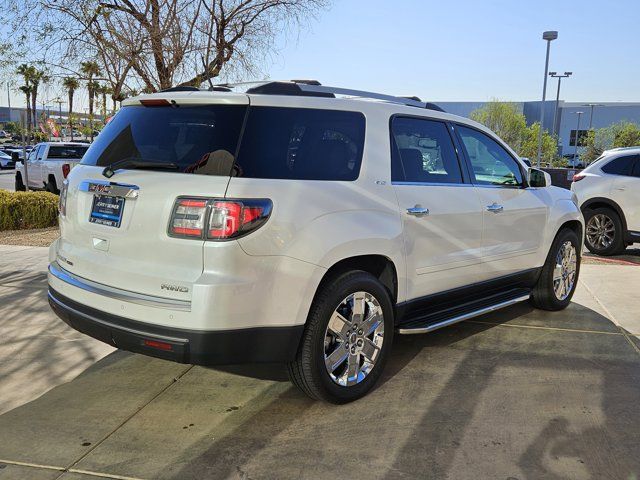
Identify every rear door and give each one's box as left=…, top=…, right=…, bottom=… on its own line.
left=455, top=124, right=549, bottom=276
left=390, top=117, right=484, bottom=298
left=55, top=97, right=248, bottom=299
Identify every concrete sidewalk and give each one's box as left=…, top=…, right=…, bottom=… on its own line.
left=0, top=245, right=114, bottom=415
left=0, top=245, right=638, bottom=480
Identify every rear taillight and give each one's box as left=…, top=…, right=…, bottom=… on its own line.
left=62, top=163, right=71, bottom=179
left=168, top=197, right=272, bottom=240
left=572, top=173, right=586, bottom=182
left=59, top=180, right=68, bottom=216
left=169, top=198, right=208, bottom=238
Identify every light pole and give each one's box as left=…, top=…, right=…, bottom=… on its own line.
left=54, top=98, right=65, bottom=139
left=574, top=111, right=584, bottom=160
left=536, top=30, right=558, bottom=167
left=582, top=103, right=604, bottom=130
left=549, top=71, right=572, bottom=136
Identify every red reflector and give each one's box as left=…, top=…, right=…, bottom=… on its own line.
left=140, top=99, right=171, bottom=107
left=572, top=173, right=586, bottom=182
left=143, top=339, right=173, bottom=351
left=62, top=163, right=70, bottom=179
left=172, top=227, right=203, bottom=236
left=179, top=199, right=207, bottom=208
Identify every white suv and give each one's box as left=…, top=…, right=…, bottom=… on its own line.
left=48, top=81, right=583, bottom=403
left=571, top=147, right=640, bottom=255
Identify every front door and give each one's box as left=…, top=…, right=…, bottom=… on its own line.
left=455, top=124, right=549, bottom=277
left=26, top=145, right=42, bottom=188
left=609, top=154, right=640, bottom=231
left=391, top=116, right=484, bottom=301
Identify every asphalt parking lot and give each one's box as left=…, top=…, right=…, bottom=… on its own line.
left=0, top=169, right=15, bottom=191
left=0, top=245, right=639, bottom=480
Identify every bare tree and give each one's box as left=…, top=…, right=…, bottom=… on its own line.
left=2, top=0, right=328, bottom=94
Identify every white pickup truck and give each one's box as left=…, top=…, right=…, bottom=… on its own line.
left=15, top=142, right=89, bottom=194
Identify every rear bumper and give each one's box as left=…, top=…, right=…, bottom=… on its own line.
left=49, top=287, right=304, bottom=365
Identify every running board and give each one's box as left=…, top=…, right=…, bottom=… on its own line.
left=397, top=290, right=531, bottom=335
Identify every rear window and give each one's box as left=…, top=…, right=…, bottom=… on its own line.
left=601, top=155, right=635, bottom=176
left=81, top=105, right=365, bottom=180
left=81, top=105, right=247, bottom=175
left=234, top=107, right=365, bottom=180
left=48, top=145, right=89, bottom=159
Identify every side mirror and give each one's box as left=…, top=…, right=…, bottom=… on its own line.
left=528, top=168, right=551, bottom=188
left=10, top=151, right=19, bottom=162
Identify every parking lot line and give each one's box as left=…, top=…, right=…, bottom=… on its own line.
left=467, top=320, right=624, bottom=336
left=0, top=458, right=64, bottom=472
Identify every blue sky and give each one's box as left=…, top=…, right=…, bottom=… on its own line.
left=8, top=0, right=638, bottom=111
left=266, top=0, right=639, bottom=102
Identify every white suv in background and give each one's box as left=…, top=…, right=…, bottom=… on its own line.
left=572, top=147, right=640, bottom=255
left=48, top=81, right=583, bottom=403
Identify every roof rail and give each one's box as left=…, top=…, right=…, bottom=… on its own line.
left=160, top=86, right=200, bottom=92
left=210, top=80, right=445, bottom=112
left=296, top=84, right=445, bottom=111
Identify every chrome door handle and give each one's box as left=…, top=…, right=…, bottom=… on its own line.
left=617, top=187, right=626, bottom=191
left=486, top=203, right=504, bottom=213
left=407, top=205, right=430, bottom=217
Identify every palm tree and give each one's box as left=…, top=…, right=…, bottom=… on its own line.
left=95, top=83, right=111, bottom=118
left=80, top=61, right=101, bottom=141
left=16, top=64, right=35, bottom=135
left=29, top=68, right=48, bottom=131
left=62, top=77, right=79, bottom=140
left=18, top=85, right=33, bottom=135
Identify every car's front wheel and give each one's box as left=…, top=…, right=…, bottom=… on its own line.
left=531, top=228, right=581, bottom=311
left=584, top=207, right=625, bottom=256
left=288, top=271, right=394, bottom=403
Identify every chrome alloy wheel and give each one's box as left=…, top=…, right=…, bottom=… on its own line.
left=586, top=214, right=615, bottom=250
left=323, top=291, right=384, bottom=387
left=553, top=240, right=577, bottom=301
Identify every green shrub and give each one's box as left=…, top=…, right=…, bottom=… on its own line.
left=0, top=190, right=59, bottom=230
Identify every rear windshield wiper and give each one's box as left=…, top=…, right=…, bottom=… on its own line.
left=102, top=158, right=179, bottom=178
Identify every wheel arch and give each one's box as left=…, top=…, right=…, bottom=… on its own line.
left=581, top=197, right=628, bottom=233
left=559, top=219, right=583, bottom=241
left=315, top=254, right=399, bottom=305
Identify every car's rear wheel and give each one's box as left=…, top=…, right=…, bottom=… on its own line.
left=531, top=228, right=580, bottom=311
left=584, top=207, right=625, bottom=256
left=45, top=176, right=58, bottom=194
left=288, top=270, right=394, bottom=403
left=14, top=172, right=25, bottom=191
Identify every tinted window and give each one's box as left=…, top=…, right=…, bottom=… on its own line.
left=601, top=155, right=636, bottom=176
left=632, top=158, right=640, bottom=178
left=457, top=125, right=523, bottom=186
left=81, top=105, right=246, bottom=176
left=48, top=145, right=89, bottom=159
left=391, top=117, right=462, bottom=183
left=235, top=107, right=365, bottom=180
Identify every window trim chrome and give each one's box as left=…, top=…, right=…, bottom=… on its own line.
left=391, top=181, right=473, bottom=187
left=49, top=262, right=191, bottom=312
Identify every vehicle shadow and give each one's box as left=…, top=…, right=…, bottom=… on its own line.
left=0, top=301, right=638, bottom=480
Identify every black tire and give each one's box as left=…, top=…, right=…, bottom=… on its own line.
left=45, top=176, right=58, bottom=194
left=583, top=207, right=625, bottom=256
left=287, top=270, right=394, bottom=403
left=14, top=172, right=26, bottom=191
left=530, top=228, right=581, bottom=311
